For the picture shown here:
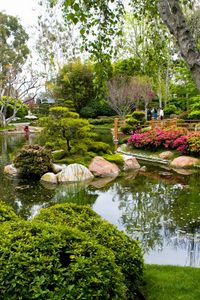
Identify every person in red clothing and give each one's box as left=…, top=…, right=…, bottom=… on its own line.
left=24, top=125, right=29, bottom=139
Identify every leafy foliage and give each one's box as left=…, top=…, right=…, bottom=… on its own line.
left=14, top=144, right=52, bottom=178
left=0, top=219, right=127, bottom=300
left=0, top=12, right=29, bottom=87
left=39, top=106, right=102, bottom=155
left=48, top=60, right=96, bottom=113
left=0, top=201, right=20, bottom=223
left=35, top=203, right=144, bottom=299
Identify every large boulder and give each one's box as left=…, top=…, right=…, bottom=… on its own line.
left=122, top=155, right=140, bottom=170
left=89, top=156, right=120, bottom=177
left=159, top=151, right=174, bottom=160
left=41, top=172, right=58, bottom=183
left=170, top=156, right=199, bottom=168
left=4, top=164, right=18, bottom=176
left=57, top=163, right=94, bottom=182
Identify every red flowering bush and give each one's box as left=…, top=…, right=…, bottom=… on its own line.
left=128, top=128, right=200, bottom=156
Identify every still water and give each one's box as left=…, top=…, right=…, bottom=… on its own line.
left=1, top=134, right=200, bottom=267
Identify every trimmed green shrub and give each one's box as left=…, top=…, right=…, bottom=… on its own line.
left=87, top=141, right=111, bottom=154
left=52, top=149, right=66, bottom=160
left=0, top=220, right=127, bottom=300
left=14, top=144, right=52, bottom=179
left=79, top=106, right=97, bottom=118
left=0, top=201, right=19, bottom=223
left=35, top=203, right=144, bottom=299
left=88, top=118, right=113, bottom=126
left=131, top=111, right=145, bottom=123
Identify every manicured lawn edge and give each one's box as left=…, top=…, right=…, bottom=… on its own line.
left=142, top=264, right=200, bottom=300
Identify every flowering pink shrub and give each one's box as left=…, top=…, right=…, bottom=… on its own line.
left=128, top=128, right=200, bottom=156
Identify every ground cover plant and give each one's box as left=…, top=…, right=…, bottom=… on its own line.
left=0, top=202, right=144, bottom=300
left=128, top=128, right=200, bottom=156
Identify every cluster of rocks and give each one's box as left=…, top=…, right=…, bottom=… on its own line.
left=4, top=155, right=141, bottom=184
left=4, top=152, right=199, bottom=184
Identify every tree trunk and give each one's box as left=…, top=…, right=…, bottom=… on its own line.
left=0, top=113, right=6, bottom=127
left=157, top=0, right=200, bottom=92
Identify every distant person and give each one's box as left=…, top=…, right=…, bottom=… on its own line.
left=147, top=108, right=152, bottom=121
left=24, top=125, right=29, bottom=134
left=152, top=108, right=157, bottom=120
left=159, top=108, right=164, bottom=120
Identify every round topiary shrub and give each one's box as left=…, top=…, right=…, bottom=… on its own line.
left=0, top=220, right=127, bottom=300
left=13, top=144, right=52, bottom=179
left=0, top=201, right=20, bottom=223
left=35, top=203, right=144, bottom=299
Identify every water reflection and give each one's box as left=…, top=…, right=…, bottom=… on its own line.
left=0, top=134, right=200, bottom=267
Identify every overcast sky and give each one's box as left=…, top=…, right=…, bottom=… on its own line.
left=0, top=0, right=39, bottom=28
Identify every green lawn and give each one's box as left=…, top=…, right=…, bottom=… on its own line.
left=143, top=264, right=200, bottom=300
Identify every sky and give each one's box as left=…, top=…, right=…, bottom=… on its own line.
left=0, top=0, right=39, bottom=28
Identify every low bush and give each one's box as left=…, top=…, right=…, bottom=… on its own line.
left=35, top=203, right=144, bottom=299
left=131, top=111, right=146, bottom=123
left=120, top=124, right=136, bottom=135
left=128, top=128, right=200, bottom=156
left=164, top=104, right=180, bottom=116
left=87, top=141, right=111, bottom=154
left=88, top=118, right=113, bottom=125
left=0, top=201, right=20, bottom=223
left=188, top=132, right=200, bottom=155
left=14, top=144, right=52, bottom=179
left=52, top=149, right=66, bottom=161
left=0, top=220, right=127, bottom=300
left=188, top=110, right=200, bottom=120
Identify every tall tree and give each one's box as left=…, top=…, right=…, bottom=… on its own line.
left=0, top=12, right=29, bottom=91
left=0, top=12, right=30, bottom=126
left=35, top=0, right=80, bottom=80
left=53, top=0, right=200, bottom=93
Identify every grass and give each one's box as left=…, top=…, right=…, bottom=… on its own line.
left=143, top=264, right=200, bottom=300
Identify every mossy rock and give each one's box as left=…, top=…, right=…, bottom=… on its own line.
left=103, top=153, right=124, bottom=167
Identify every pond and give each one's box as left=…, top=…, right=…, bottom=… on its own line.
left=1, top=133, right=200, bottom=268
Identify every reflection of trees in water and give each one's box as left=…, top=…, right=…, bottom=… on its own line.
left=113, top=171, right=200, bottom=266
left=169, top=173, right=200, bottom=267
left=0, top=134, right=38, bottom=164
left=52, top=182, right=98, bottom=206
